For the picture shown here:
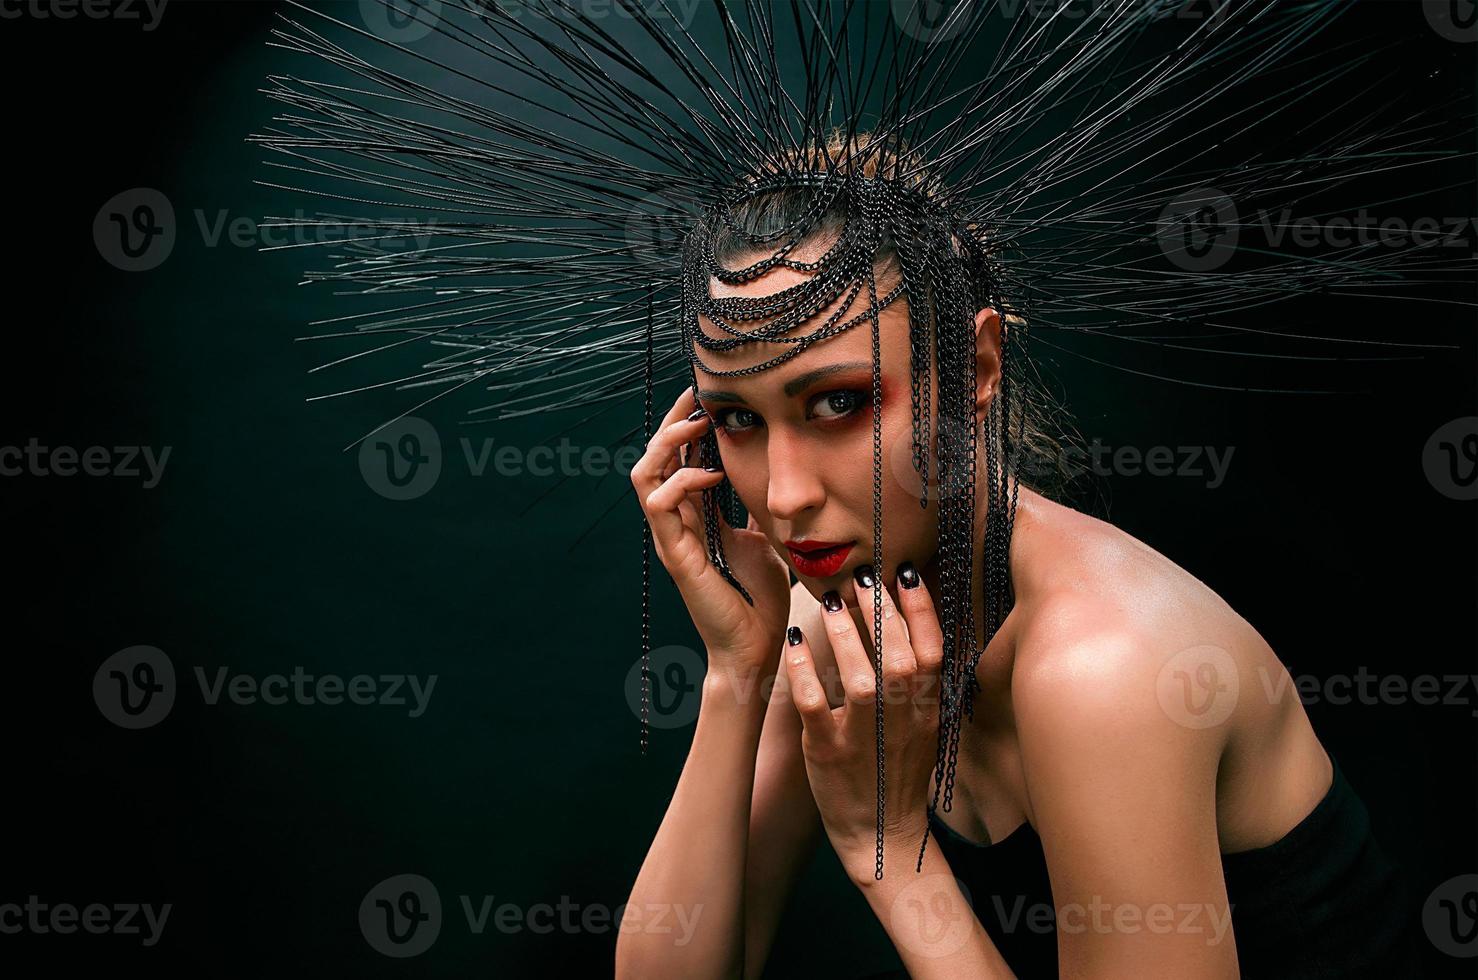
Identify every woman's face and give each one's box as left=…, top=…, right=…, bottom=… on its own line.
left=693, top=257, right=997, bottom=609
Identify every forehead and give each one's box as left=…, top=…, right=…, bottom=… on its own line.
left=693, top=252, right=910, bottom=389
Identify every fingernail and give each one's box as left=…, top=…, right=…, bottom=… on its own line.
left=703, top=460, right=724, bottom=472
left=787, top=625, right=803, bottom=646
left=821, top=590, right=842, bottom=613
left=852, top=564, right=877, bottom=590
left=686, top=408, right=707, bottom=422
left=898, top=561, right=920, bottom=589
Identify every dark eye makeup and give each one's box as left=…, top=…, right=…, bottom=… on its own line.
left=710, top=388, right=873, bottom=434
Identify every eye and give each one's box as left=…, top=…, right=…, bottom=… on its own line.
left=710, top=388, right=873, bottom=434
left=809, top=389, right=872, bottom=421
left=713, top=406, right=761, bottom=433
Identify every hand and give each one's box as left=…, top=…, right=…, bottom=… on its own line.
left=631, top=384, right=793, bottom=680
left=783, top=563, right=946, bottom=882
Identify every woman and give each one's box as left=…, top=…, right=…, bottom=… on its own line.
left=247, top=2, right=1449, bottom=974
left=616, top=144, right=1420, bottom=978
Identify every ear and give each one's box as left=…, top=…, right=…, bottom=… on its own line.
left=973, top=306, right=1003, bottom=419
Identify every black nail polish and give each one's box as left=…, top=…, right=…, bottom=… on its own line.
left=703, top=460, right=723, bottom=472
left=821, top=590, right=842, bottom=613
left=787, top=625, right=803, bottom=646
left=853, top=564, right=877, bottom=590
left=898, top=561, right=920, bottom=589
left=686, top=408, right=707, bottom=422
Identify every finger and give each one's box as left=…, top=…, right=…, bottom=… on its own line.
left=682, top=474, right=738, bottom=543
left=819, top=587, right=879, bottom=713
left=893, top=561, right=943, bottom=675
left=643, top=464, right=726, bottom=561
left=654, top=443, right=707, bottom=541
left=660, top=430, right=713, bottom=483
left=851, top=564, right=917, bottom=693
left=633, top=407, right=717, bottom=551
left=630, top=387, right=711, bottom=493
left=639, top=411, right=711, bottom=488
left=676, top=492, right=703, bottom=537
left=894, top=560, right=944, bottom=720
left=783, top=626, right=837, bottom=741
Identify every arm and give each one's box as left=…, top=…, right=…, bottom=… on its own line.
left=616, top=582, right=824, bottom=980
left=1011, top=609, right=1240, bottom=978
left=614, top=659, right=768, bottom=980
left=782, top=566, right=1016, bottom=977
left=741, top=584, right=826, bottom=978
left=854, top=834, right=1016, bottom=978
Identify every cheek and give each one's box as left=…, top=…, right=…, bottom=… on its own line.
left=712, top=443, right=766, bottom=511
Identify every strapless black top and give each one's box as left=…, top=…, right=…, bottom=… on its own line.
left=868, top=754, right=1421, bottom=978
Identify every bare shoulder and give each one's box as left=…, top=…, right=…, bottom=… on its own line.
left=1004, top=493, right=1333, bottom=851
left=1007, top=496, right=1284, bottom=753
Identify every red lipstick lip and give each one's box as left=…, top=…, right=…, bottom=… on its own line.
left=784, top=540, right=855, bottom=578
left=783, top=539, right=850, bottom=553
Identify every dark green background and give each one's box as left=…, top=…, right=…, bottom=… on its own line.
left=2, top=1, right=1474, bottom=976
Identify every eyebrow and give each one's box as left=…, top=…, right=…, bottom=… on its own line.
left=696, top=361, right=873, bottom=403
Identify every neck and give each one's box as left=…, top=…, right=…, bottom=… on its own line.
left=917, top=480, right=1040, bottom=666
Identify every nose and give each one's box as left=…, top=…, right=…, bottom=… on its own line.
left=765, top=427, right=826, bottom=521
